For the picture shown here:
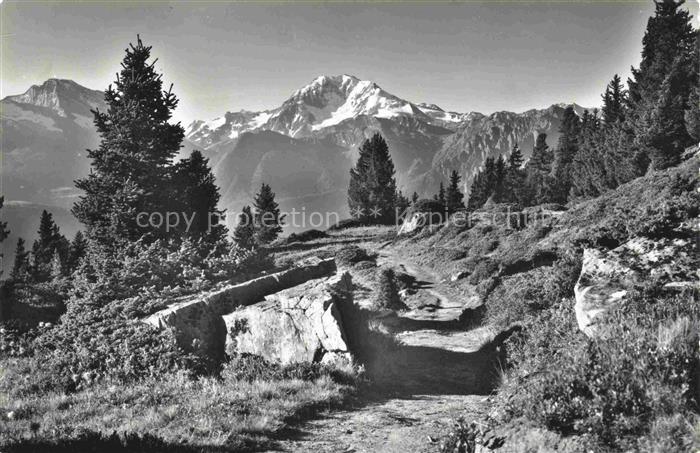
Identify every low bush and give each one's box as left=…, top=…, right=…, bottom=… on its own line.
left=3, top=237, right=274, bottom=395
left=374, top=268, right=406, bottom=310
left=327, top=218, right=371, bottom=231
left=285, top=229, right=327, bottom=243
left=335, top=245, right=374, bottom=267
left=496, top=284, right=700, bottom=451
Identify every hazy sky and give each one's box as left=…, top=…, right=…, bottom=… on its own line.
left=2, top=1, right=698, bottom=125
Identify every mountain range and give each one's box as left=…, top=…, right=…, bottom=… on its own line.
left=1, top=75, right=588, bottom=272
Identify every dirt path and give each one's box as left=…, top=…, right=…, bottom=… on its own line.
left=267, top=243, right=498, bottom=452
left=269, top=393, right=489, bottom=453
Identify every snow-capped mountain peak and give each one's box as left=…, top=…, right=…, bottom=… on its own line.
left=186, top=74, right=445, bottom=143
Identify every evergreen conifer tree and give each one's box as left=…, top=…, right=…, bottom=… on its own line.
left=524, top=134, right=554, bottom=206
left=467, top=157, right=497, bottom=210
left=493, top=155, right=507, bottom=202
left=253, top=183, right=284, bottom=244
left=0, top=197, right=7, bottom=277
left=445, top=170, right=465, bottom=213
left=505, top=145, right=526, bottom=203
left=67, top=231, right=88, bottom=273
left=29, top=210, right=67, bottom=281
left=411, top=192, right=419, bottom=204
left=685, top=82, right=700, bottom=143
left=527, top=133, right=553, bottom=173
left=73, top=36, right=184, bottom=246
left=551, top=107, right=581, bottom=203
left=348, top=133, right=398, bottom=224
left=601, top=74, right=627, bottom=125
left=10, top=238, right=29, bottom=281
left=171, top=150, right=226, bottom=243
left=435, top=182, right=446, bottom=207
left=233, top=205, right=256, bottom=250
left=644, top=51, right=697, bottom=169
left=627, top=0, right=697, bottom=171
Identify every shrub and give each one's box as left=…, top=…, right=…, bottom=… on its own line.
left=466, top=258, right=499, bottom=285
left=335, top=246, right=373, bottom=267
left=5, top=237, right=273, bottom=394
left=327, top=218, right=370, bottom=231
left=70, top=238, right=271, bottom=318
left=497, top=285, right=700, bottom=450
left=285, top=229, right=327, bottom=243
left=374, top=268, right=406, bottom=310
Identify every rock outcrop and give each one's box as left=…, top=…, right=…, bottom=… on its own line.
left=143, top=258, right=338, bottom=360
left=223, top=273, right=354, bottom=365
left=574, top=237, right=697, bottom=337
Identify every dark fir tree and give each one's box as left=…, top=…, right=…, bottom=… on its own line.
left=570, top=110, right=608, bottom=199
left=67, top=231, right=88, bottom=273
left=232, top=205, right=256, bottom=250
left=505, top=145, right=526, bottom=203
left=445, top=170, right=465, bottom=213
left=29, top=210, right=68, bottom=281
left=643, top=51, right=697, bottom=169
left=73, top=36, right=184, bottom=246
left=527, top=133, right=553, bottom=174
left=493, top=155, right=507, bottom=202
left=10, top=238, right=29, bottom=281
left=685, top=81, right=700, bottom=143
left=524, top=133, right=554, bottom=205
left=0, top=197, right=7, bottom=277
left=434, top=182, right=446, bottom=207
left=551, top=107, right=581, bottom=203
left=253, top=183, right=284, bottom=244
left=411, top=192, right=420, bottom=204
left=467, top=157, right=497, bottom=210
left=627, top=0, right=697, bottom=171
left=347, top=133, right=398, bottom=224
left=171, top=150, right=225, bottom=243
left=601, top=74, right=627, bottom=125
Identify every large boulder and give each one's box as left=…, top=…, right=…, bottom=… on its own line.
left=223, top=273, right=354, bottom=365
left=143, top=258, right=337, bottom=360
left=574, top=237, right=697, bottom=337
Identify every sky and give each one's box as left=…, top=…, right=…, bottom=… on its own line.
left=1, top=1, right=698, bottom=126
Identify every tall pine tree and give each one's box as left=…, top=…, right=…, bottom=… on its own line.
left=10, top=238, right=29, bottom=281
left=434, top=182, right=446, bottom=207
left=445, top=170, right=465, bottom=213
left=551, top=107, right=581, bottom=203
left=171, top=150, right=225, bottom=243
left=233, top=205, right=256, bottom=250
left=493, top=155, right=507, bottom=202
left=29, top=210, right=68, bottom=282
left=601, top=74, right=627, bottom=125
left=348, top=133, right=398, bottom=224
left=524, top=133, right=554, bottom=205
left=253, top=183, right=284, bottom=244
left=467, top=157, right=497, bottom=210
left=67, top=231, right=88, bottom=273
left=0, top=197, right=7, bottom=277
left=627, top=0, right=697, bottom=171
left=73, top=36, right=184, bottom=246
left=504, top=145, right=526, bottom=204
